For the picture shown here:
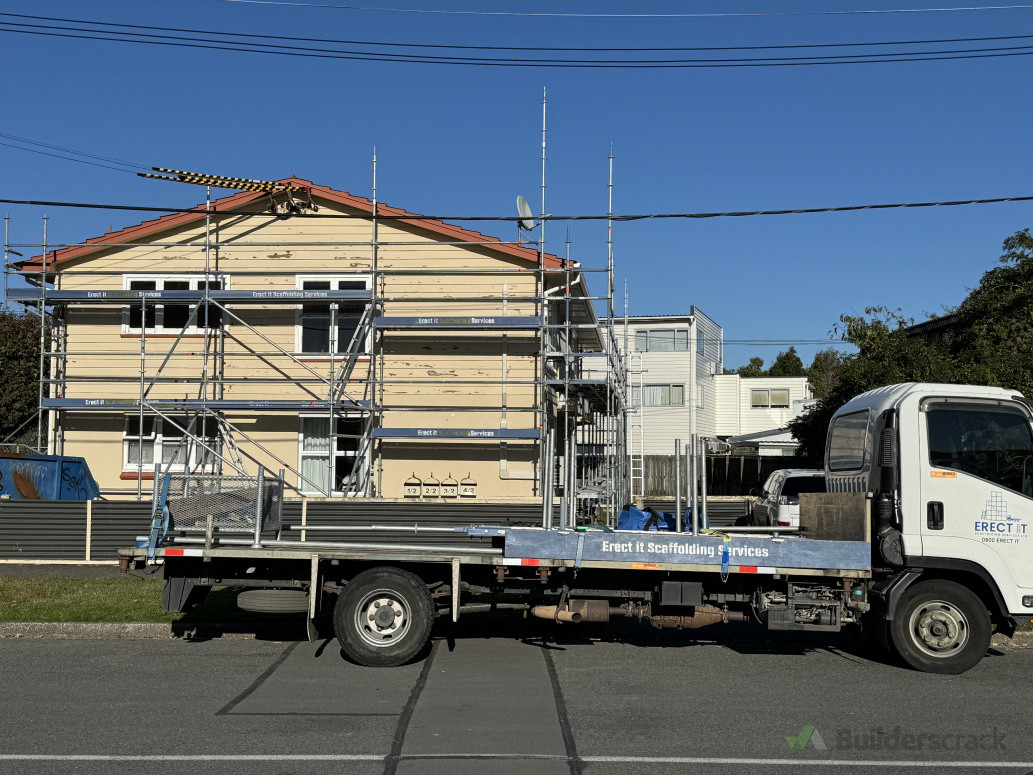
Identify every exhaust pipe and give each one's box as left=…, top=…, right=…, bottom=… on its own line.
left=650, top=605, right=746, bottom=629
left=530, top=600, right=612, bottom=624
left=531, top=605, right=581, bottom=623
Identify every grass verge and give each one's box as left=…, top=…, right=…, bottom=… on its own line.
left=0, top=577, right=177, bottom=623
left=0, top=577, right=277, bottom=624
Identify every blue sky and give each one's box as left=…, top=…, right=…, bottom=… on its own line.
left=2, top=0, right=1032, bottom=368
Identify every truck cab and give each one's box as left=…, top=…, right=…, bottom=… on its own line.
left=827, top=382, right=1033, bottom=672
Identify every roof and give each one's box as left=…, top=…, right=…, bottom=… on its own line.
left=19, top=176, right=566, bottom=271
left=903, top=312, right=962, bottom=342
left=728, top=427, right=797, bottom=445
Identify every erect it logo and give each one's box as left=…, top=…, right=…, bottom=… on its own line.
left=974, top=491, right=1029, bottom=542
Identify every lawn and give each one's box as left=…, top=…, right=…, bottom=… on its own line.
left=0, top=577, right=266, bottom=624
left=0, top=577, right=177, bottom=623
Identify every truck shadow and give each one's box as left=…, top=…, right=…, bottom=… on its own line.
left=428, top=609, right=907, bottom=669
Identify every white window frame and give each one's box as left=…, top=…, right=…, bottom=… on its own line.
left=638, top=383, right=685, bottom=407
left=121, top=274, right=229, bottom=335
left=122, top=415, right=219, bottom=473
left=297, top=414, right=364, bottom=495
left=294, top=275, right=372, bottom=356
left=634, top=329, right=691, bottom=353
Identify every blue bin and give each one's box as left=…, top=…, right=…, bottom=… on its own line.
left=0, top=453, right=100, bottom=500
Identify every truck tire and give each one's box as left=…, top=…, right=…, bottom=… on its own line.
left=334, top=567, right=433, bottom=667
left=889, top=580, right=991, bottom=675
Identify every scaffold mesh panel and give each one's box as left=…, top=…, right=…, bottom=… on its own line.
left=158, top=474, right=283, bottom=533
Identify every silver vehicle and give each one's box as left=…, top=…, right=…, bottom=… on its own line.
left=753, top=469, right=826, bottom=527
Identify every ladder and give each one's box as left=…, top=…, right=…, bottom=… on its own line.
left=627, top=353, right=645, bottom=501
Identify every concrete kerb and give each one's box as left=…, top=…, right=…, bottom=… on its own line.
left=1, top=621, right=1032, bottom=647
left=0, top=622, right=283, bottom=640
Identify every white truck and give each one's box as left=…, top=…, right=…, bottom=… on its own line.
left=122, top=382, right=1033, bottom=675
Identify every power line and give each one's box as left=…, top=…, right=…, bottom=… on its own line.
left=0, top=131, right=149, bottom=171
left=5, top=17, right=1033, bottom=67
left=209, top=0, right=1033, bottom=19
left=0, top=140, right=144, bottom=174
left=1, top=194, right=1031, bottom=221
left=4, top=11, right=1033, bottom=53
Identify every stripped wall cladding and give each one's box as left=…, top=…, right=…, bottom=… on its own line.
left=18, top=177, right=608, bottom=501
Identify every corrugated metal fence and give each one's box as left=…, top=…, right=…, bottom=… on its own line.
left=0, top=500, right=560, bottom=562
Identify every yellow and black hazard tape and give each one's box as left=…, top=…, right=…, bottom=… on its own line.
left=138, top=171, right=309, bottom=193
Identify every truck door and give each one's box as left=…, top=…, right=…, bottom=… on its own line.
left=919, top=397, right=1033, bottom=609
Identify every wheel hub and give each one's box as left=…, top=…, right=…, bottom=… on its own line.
left=910, top=601, right=968, bottom=657
left=373, top=602, right=398, bottom=629
left=355, top=591, right=410, bottom=647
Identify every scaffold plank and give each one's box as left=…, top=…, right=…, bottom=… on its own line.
left=372, top=428, right=539, bottom=440
left=7, top=289, right=371, bottom=303
left=43, top=398, right=371, bottom=410
left=375, top=316, right=540, bottom=329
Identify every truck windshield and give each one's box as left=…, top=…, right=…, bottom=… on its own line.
left=927, top=403, right=1033, bottom=497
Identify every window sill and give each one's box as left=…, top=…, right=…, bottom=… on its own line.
left=296, top=355, right=371, bottom=363
left=120, top=333, right=217, bottom=339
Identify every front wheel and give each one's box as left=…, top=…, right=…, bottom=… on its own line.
left=334, top=567, right=434, bottom=667
left=889, top=580, right=991, bottom=675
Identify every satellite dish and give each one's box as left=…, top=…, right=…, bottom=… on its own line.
left=516, top=195, right=536, bottom=231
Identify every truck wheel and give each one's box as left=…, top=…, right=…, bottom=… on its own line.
left=889, top=580, right=991, bottom=675
left=334, top=567, right=433, bottom=667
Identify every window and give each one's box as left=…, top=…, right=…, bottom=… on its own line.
left=123, top=275, right=225, bottom=334
left=696, top=330, right=704, bottom=355
left=780, top=476, right=826, bottom=498
left=122, top=415, right=218, bottom=472
left=750, top=389, right=791, bottom=409
left=296, top=276, right=371, bottom=355
left=634, top=329, right=689, bottom=352
left=926, top=402, right=1033, bottom=497
left=827, top=410, right=870, bottom=472
left=299, top=416, right=364, bottom=494
left=633, top=384, right=685, bottom=407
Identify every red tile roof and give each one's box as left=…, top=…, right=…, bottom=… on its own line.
left=20, top=176, right=564, bottom=271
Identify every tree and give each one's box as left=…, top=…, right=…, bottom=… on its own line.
left=806, top=348, right=845, bottom=402
left=768, top=346, right=806, bottom=377
left=736, top=356, right=766, bottom=377
left=0, top=311, right=44, bottom=446
left=789, top=228, right=1033, bottom=464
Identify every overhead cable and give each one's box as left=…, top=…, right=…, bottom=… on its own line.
left=209, top=0, right=1033, bottom=19
left=4, top=11, right=1033, bottom=52
left=4, top=16, right=1033, bottom=67
left=1, top=194, right=1032, bottom=221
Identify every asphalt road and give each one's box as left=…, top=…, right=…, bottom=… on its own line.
left=1, top=615, right=1032, bottom=775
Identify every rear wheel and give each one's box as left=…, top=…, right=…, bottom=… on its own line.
left=889, top=580, right=990, bottom=675
left=334, top=567, right=434, bottom=667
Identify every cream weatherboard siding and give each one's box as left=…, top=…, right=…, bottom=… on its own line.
left=39, top=190, right=585, bottom=500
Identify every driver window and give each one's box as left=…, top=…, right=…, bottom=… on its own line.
left=926, top=403, right=1033, bottom=497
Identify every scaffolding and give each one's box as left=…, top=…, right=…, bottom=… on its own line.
left=3, top=180, right=629, bottom=524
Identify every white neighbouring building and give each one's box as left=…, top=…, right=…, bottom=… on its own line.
left=605, top=313, right=813, bottom=459
left=609, top=311, right=724, bottom=457
left=714, top=374, right=814, bottom=456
